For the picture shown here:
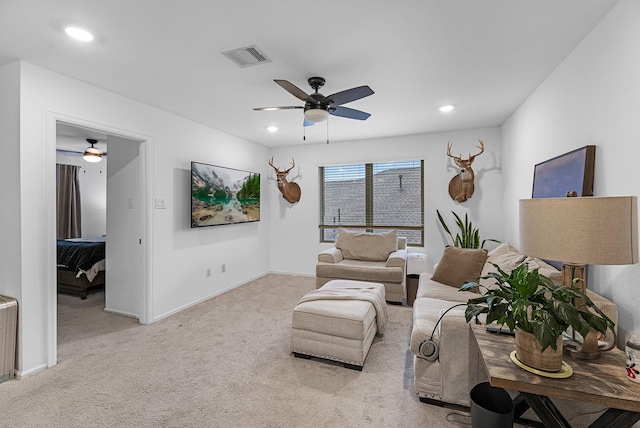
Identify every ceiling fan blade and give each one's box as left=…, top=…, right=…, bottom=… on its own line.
left=253, top=106, right=303, bottom=111
left=330, top=106, right=371, bottom=121
left=274, top=80, right=314, bottom=103
left=326, top=86, right=374, bottom=106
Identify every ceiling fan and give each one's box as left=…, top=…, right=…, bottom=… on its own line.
left=254, top=77, right=374, bottom=126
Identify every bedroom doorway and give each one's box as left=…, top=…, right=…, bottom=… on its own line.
left=54, top=120, right=149, bottom=363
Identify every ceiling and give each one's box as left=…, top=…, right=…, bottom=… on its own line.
left=0, top=1, right=619, bottom=148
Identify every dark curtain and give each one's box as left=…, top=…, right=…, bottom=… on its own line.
left=56, top=164, right=82, bottom=239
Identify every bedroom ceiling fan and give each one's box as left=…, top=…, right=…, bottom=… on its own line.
left=253, top=77, right=374, bottom=126
left=83, top=139, right=103, bottom=163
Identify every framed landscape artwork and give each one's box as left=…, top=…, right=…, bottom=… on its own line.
left=532, top=145, right=595, bottom=198
left=191, top=161, right=260, bottom=228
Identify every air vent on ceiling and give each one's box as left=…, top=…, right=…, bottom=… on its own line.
left=221, top=45, right=271, bottom=68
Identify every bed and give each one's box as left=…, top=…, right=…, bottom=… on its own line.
left=56, top=237, right=106, bottom=299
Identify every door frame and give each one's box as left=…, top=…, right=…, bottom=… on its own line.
left=46, top=111, right=154, bottom=368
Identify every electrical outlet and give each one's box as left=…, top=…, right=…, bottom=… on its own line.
left=206, top=268, right=211, bottom=278
left=221, top=264, right=226, bottom=273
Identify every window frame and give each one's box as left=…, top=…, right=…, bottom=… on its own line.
left=318, top=159, right=424, bottom=246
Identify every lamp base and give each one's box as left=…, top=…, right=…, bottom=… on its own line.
left=563, top=341, right=601, bottom=360
left=563, top=328, right=617, bottom=360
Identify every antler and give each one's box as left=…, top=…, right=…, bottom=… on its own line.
left=282, top=157, right=295, bottom=174
left=268, top=157, right=295, bottom=174
left=447, top=140, right=485, bottom=163
left=446, top=142, right=462, bottom=161
left=268, top=156, right=278, bottom=171
left=468, top=140, right=485, bottom=162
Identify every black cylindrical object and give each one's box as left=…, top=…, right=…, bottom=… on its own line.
left=470, top=382, right=514, bottom=428
left=406, top=274, right=419, bottom=306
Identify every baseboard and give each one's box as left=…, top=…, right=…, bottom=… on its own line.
left=151, top=272, right=313, bottom=323
left=267, top=270, right=315, bottom=278
left=14, top=363, right=48, bottom=380
left=152, top=272, right=268, bottom=322
left=104, top=307, right=139, bottom=319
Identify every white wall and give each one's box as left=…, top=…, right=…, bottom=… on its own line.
left=0, top=62, right=22, bottom=302
left=268, top=127, right=503, bottom=275
left=55, top=151, right=107, bottom=238
left=501, top=0, right=640, bottom=343
left=2, top=61, right=271, bottom=375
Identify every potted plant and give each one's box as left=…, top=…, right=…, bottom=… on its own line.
left=436, top=209, right=499, bottom=249
left=461, top=263, right=615, bottom=372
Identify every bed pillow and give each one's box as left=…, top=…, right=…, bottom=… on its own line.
left=431, top=246, right=488, bottom=289
left=335, top=228, right=398, bottom=261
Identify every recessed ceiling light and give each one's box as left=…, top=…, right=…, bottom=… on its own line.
left=267, top=126, right=278, bottom=133
left=65, top=27, right=94, bottom=42
left=439, top=105, right=455, bottom=113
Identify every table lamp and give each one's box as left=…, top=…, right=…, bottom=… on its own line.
left=519, top=196, right=638, bottom=359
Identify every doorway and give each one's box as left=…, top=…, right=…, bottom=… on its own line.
left=51, top=117, right=151, bottom=366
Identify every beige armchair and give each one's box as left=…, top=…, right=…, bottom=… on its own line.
left=315, top=229, right=407, bottom=303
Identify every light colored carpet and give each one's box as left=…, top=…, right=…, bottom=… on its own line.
left=0, top=274, right=470, bottom=427
left=1, top=274, right=626, bottom=427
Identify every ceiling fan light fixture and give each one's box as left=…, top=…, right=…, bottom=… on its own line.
left=304, top=107, right=329, bottom=123
left=439, top=104, right=455, bottom=113
left=83, top=139, right=102, bottom=163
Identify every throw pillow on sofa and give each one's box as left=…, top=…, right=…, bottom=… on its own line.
left=431, top=246, right=488, bottom=288
left=478, top=242, right=563, bottom=290
left=335, top=228, right=398, bottom=261
left=478, top=242, right=527, bottom=290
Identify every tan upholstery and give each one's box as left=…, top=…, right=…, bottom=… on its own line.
left=336, top=228, right=398, bottom=261
left=315, top=231, right=407, bottom=303
left=290, top=280, right=386, bottom=368
left=431, top=246, right=488, bottom=289
left=411, top=243, right=619, bottom=410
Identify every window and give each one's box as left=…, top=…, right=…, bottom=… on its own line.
left=318, top=160, right=424, bottom=245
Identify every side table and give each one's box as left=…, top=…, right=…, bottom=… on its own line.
left=470, top=323, right=640, bottom=427
left=406, top=251, right=428, bottom=306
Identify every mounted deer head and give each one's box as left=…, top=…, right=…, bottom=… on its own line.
left=447, top=139, right=484, bottom=203
left=268, top=157, right=301, bottom=204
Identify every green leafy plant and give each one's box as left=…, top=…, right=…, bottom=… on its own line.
left=436, top=209, right=499, bottom=249
left=461, top=263, right=615, bottom=351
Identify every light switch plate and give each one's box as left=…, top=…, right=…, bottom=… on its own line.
left=155, top=197, right=167, bottom=209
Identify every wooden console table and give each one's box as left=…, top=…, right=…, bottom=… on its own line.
left=470, top=324, right=640, bottom=428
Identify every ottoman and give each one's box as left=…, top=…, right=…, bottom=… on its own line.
left=290, top=280, right=387, bottom=371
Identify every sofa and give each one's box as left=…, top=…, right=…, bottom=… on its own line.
left=316, top=228, right=407, bottom=303
left=410, top=243, right=619, bottom=410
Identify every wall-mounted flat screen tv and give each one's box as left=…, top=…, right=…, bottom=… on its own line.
left=191, top=161, right=260, bottom=228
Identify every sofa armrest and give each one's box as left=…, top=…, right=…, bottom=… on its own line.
left=386, top=249, right=407, bottom=271
left=318, top=247, right=343, bottom=264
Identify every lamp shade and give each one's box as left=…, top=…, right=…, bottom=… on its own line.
left=519, top=196, right=638, bottom=265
